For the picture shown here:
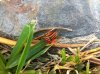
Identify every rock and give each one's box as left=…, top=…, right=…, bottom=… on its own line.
left=0, top=0, right=100, bottom=38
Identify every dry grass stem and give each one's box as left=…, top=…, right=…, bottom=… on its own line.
left=35, top=27, right=73, bottom=33
left=0, top=37, right=16, bottom=46
left=90, top=57, right=100, bottom=65
left=80, top=38, right=96, bottom=51
left=0, top=37, right=85, bottom=48
left=67, top=47, right=77, bottom=55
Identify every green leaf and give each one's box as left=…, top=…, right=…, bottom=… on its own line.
left=6, top=55, right=20, bottom=69
left=86, top=60, right=90, bottom=74
left=0, top=52, right=6, bottom=64
left=79, top=71, right=87, bottom=74
left=10, top=25, right=30, bottom=57
left=61, top=48, right=67, bottom=64
left=0, top=56, right=6, bottom=74
left=75, top=63, right=84, bottom=72
left=75, top=55, right=80, bottom=63
left=29, top=46, right=51, bottom=61
left=49, top=69, right=56, bottom=74
left=6, top=21, right=35, bottom=69
left=0, top=56, right=5, bottom=69
left=15, top=23, right=35, bottom=74
left=6, top=25, right=30, bottom=68
left=20, top=70, right=35, bottom=74
left=7, top=38, right=47, bottom=69
left=75, top=49, right=80, bottom=63
left=35, top=70, right=42, bottom=74
left=6, top=40, right=47, bottom=69
left=66, top=49, right=80, bottom=63
left=27, top=39, right=47, bottom=60
left=66, top=56, right=74, bottom=62
left=0, top=71, right=6, bottom=74
left=12, top=39, right=47, bottom=70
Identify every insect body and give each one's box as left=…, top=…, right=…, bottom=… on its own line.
left=43, top=30, right=57, bottom=43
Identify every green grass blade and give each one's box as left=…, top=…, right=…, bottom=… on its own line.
left=0, top=57, right=5, bottom=70
left=35, top=70, right=42, bottom=74
left=28, top=40, right=47, bottom=60
left=50, top=69, right=56, bottom=74
left=7, top=39, right=47, bottom=68
left=75, top=63, right=84, bottom=71
left=9, top=40, right=48, bottom=70
left=0, top=56, right=6, bottom=74
left=0, top=52, right=6, bottom=64
left=16, top=22, right=35, bottom=74
left=27, top=40, right=47, bottom=60
left=9, top=40, right=47, bottom=69
left=0, top=71, right=6, bottom=74
left=6, top=25, right=30, bottom=68
left=75, top=55, right=80, bottom=63
left=86, top=60, right=90, bottom=74
left=20, top=70, right=35, bottom=74
left=6, top=22, right=35, bottom=69
left=61, top=48, right=67, bottom=64
left=15, top=23, right=35, bottom=74
left=6, top=55, right=20, bottom=69
left=30, top=46, right=51, bottom=61
left=75, top=49, right=80, bottom=63
left=66, top=56, right=74, bottom=62
left=10, top=25, right=30, bottom=58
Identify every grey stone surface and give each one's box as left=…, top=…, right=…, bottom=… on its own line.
left=0, top=0, right=100, bottom=38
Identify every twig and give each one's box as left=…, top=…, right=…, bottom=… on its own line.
left=54, top=64, right=73, bottom=70
left=66, top=47, right=77, bottom=55
left=81, top=54, right=94, bottom=61
left=22, top=60, right=31, bottom=72
left=51, top=43, right=85, bottom=48
left=35, top=27, right=72, bottom=34
left=81, top=47, right=100, bottom=55
left=90, top=57, right=100, bottom=65
left=80, top=38, right=96, bottom=51
left=0, top=37, right=16, bottom=46
left=79, top=47, right=100, bottom=65
left=79, top=47, right=100, bottom=61
left=0, top=37, right=85, bottom=48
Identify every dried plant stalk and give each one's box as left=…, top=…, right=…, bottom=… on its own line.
left=90, top=57, right=100, bottom=65
left=51, top=43, right=85, bottom=48
left=0, top=37, right=16, bottom=46
left=0, top=37, right=85, bottom=48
